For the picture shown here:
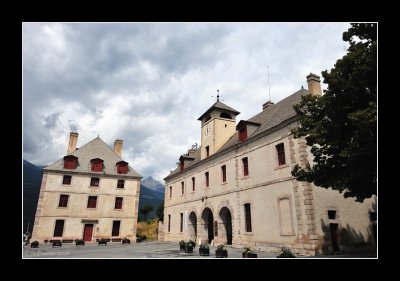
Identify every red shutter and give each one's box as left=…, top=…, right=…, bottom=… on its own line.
left=117, top=163, right=128, bottom=174
left=239, top=127, right=247, bottom=141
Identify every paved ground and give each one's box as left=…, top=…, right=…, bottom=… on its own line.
left=22, top=241, right=376, bottom=259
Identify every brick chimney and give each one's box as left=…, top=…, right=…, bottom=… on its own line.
left=114, top=139, right=123, bottom=157
left=262, top=100, right=274, bottom=110
left=67, top=132, right=79, bottom=155
left=306, top=73, right=322, bottom=96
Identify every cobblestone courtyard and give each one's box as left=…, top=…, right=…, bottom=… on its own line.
left=22, top=241, right=376, bottom=258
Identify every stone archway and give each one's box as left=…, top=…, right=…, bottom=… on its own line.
left=219, top=207, right=233, bottom=245
left=188, top=211, right=197, bottom=240
left=201, top=207, right=214, bottom=243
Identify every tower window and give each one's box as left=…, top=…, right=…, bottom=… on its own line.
left=205, top=172, right=209, bottom=187
left=206, top=146, right=210, bottom=157
left=220, top=112, right=232, bottom=119
left=192, top=177, right=195, bottom=191
left=221, top=165, right=227, bottom=182
left=242, top=157, right=249, bottom=176
left=276, top=143, right=286, bottom=166
left=181, top=181, right=184, bottom=195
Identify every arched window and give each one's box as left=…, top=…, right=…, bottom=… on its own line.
left=220, top=112, right=232, bottom=119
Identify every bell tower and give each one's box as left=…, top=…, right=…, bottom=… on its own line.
left=198, top=93, right=240, bottom=160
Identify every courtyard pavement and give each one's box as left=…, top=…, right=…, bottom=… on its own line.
left=22, top=240, right=376, bottom=259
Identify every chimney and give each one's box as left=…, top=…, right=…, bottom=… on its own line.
left=67, top=132, right=79, bottom=155
left=306, top=73, right=322, bottom=96
left=114, top=139, right=123, bottom=158
left=262, top=100, right=274, bottom=110
left=188, top=149, right=196, bottom=157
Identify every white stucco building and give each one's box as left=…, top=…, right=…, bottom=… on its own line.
left=31, top=133, right=142, bottom=244
left=162, top=73, right=377, bottom=255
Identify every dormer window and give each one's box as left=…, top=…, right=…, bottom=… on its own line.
left=116, top=161, right=129, bottom=174
left=239, top=127, right=247, bottom=141
left=180, top=159, right=184, bottom=171
left=90, top=158, right=104, bottom=172
left=63, top=155, right=78, bottom=170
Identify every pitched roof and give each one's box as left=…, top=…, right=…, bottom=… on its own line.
left=44, top=137, right=142, bottom=178
left=166, top=88, right=308, bottom=179
left=197, top=101, right=240, bottom=120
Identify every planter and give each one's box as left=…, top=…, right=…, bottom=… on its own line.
left=122, top=238, right=130, bottom=244
left=52, top=240, right=62, bottom=247
left=179, top=241, right=186, bottom=251
left=199, top=248, right=210, bottom=256
left=243, top=252, right=257, bottom=258
left=30, top=241, right=39, bottom=248
left=215, top=249, right=228, bottom=258
left=98, top=239, right=108, bottom=246
left=75, top=240, right=85, bottom=246
left=185, top=245, right=194, bottom=253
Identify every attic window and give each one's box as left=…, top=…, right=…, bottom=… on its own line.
left=239, top=126, right=247, bottom=141
left=63, top=155, right=78, bottom=169
left=220, top=112, right=232, bottom=119
left=180, top=159, right=184, bottom=171
left=116, top=161, right=128, bottom=174
left=91, top=158, right=104, bottom=172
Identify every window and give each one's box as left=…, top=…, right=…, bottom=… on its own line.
left=91, top=158, right=103, bottom=172
left=62, top=175, right=72, bottom=185
left=221, top=165, right=227, bottom=182
left=53, top=220, right=65, bottom=237
left=180, top=213, right=183, bottom=232
left=117, top=161, right=129, bottom=174
left=220, top=112, right=232, bottom=119
left=181, top=181, right=184, bottom=195
left=63, top=155, right=78, bottom=169
left=242, top=157, right=249, bottom=177
left=328, top=210, right=337, bottom=219
left=244, top=203, right=252, bottom=232
left=278, top=197, right=294, bottom=235
left=115, top=197, right=123, bottom=209
left=205, top=172, right=209, bottom=187
left=180, top=160, right=184, bottom=171
left=87, top=196, right=97, bottom=208
left=205, top=146, right=210, bottom=157
left=90, top=177, right=100, bottom=187
left=112, top=221, right=120, bottom=236
left=117, top=179, right=125, bottom=189
left=168, top=214, right=171, bottom=232
left=276, top=143, right=286, bottom=166
left=58, top=194, right=69, bottom=208
left=169, top=186, right=172, bottom=198
left=239, top=127, right=247, bottom=141
left=192, top=177, right=195, bottom=191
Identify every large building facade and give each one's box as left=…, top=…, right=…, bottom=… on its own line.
left=162, top=74, right=376, bottom=255
left=31, top=133, right=142, bottom=243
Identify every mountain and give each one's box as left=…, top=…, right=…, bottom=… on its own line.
left=141, top=176, right=165, bottom=193
left=138, top=177, right=165, bottom=221
left=23, top=160, right=43, bottom=233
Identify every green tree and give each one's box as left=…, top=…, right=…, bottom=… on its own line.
left=156, top=201, right=164, bottom=222
left=291, top=23, right=376, bottom=202
left=139, top=204, right=154, bottom=221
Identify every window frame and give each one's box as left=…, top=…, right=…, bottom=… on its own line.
left=112, top=220, right=121, bottom=237
left=221, top=165, right=227, bottom=183
left=244, top=203, right=252, bottom=233
left=276, top=143, right=286, bottom=166
left=242, top=157, right=249, bottom=177
left=90, top=177, right=100, bottom=187
left=62, top=175, right=72, bottom=185
left=58, top=194, right=69, bottom=208
left=205, top=172, right=209, bottom=187
left=115, top=197, right=123, bottom=210
left=87, top=196, right=98, bottom=208
left=53, top=219, right=65, bottom=237
left=117, top=179, right=125, bottom=189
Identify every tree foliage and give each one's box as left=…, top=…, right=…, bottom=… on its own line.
left=291, top=23, right=376, bottom=202
left=156, top=201, right=164, bottom=222
left=139, top=204, right=154, bottom=221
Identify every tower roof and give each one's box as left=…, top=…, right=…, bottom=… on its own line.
left=197, top=101, right=240, bottom=120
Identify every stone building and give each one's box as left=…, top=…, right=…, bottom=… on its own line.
left=162, top=73, right=376, bottom=255
left=31, top=133, right=142, bottom=243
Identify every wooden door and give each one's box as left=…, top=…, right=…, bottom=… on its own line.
left=329, top=223, right=340, bottom=252
left=83, top=224, right=94, bottom=242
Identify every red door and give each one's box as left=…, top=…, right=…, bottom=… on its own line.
left=83, top=224, right=94, bottom=242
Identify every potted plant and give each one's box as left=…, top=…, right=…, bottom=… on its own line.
left=30, top=241, right=39, bottom=248
left=75, top=239, right=85, bottom=246
left=122, top=238, right=130, bottom=244
left=215, top=245, right=228, bottom=258
left=179, top=240, right=186, bottom=251
left=185, top=240, right=194, bottom=253
left=188, top=239, right=196, bottom=248
left=98, top=238, right=108, bottom=246
left=242, top=247, right=257, bottom=258
left=277, top=247, right=295, bottom=258
left=199, top=243, right=210, bottom=256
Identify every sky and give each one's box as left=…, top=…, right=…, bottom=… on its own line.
left=23, top=22, right=350, bottom=183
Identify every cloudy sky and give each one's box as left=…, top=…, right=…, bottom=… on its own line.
left=23, top=22, right=350, bottom=183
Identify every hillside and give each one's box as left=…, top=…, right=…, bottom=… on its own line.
left=23, top=160, right=43, bottom=233
left=138, top=177, right=165, bottom=221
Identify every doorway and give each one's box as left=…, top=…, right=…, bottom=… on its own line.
left=329, top=223, right=339, bottom=252
left=83, top=224, right=94, bottom=242
left=219, top=207, right=233, bottom=245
